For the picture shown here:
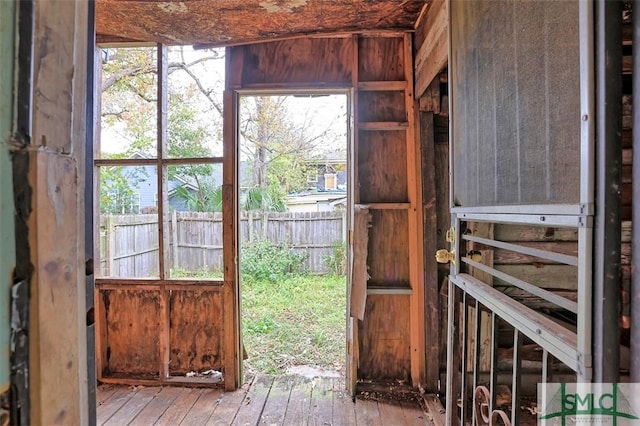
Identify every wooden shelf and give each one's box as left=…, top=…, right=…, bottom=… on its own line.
left=367, top=286, right=412, bottom=295
left=358, top=121, right=409, bottom=131
left=357, top=80, right=407, bottom=91
left=363, top=203, right=411, bottom=210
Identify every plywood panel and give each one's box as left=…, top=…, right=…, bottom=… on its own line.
left=358, top=37, right=405, bottom=81
left=351, top=206, right=372, bottom=321
left=104, top=289, right=161, bottom=377
left=358, top=130, right=408, bottom=203
left=239, top=38, right=353, bottom=86
left=358, top=91, right=406, bottom=122
left=169, top=290, right=223, bottom=375
left=358, top=295, right=411, bottom=381
left=367, top=210, right=410, bottom=286
left=97, top=291, right=109, bottom=378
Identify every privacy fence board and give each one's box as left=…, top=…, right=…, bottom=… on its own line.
left=100, top=211, right=345, bottom=277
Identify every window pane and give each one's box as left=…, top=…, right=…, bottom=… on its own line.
left=98, top=165, right=159, bottom=278
left=167, top=164, right=224, bottom=279
left=167, top=46, right=225, bottom=158
left=100, top=47, right=158, bottom=159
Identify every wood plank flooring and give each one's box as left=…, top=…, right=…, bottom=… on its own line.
left=97, top=375, right=441, bottom=425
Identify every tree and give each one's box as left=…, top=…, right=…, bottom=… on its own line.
left=174, top=182, right=222, bottom=212
left=99, top=46, right=346, bottom=213
left=101, top=47, right=221, bottom=212
left=99, top=161, right=148, bottom=214
left=239, top=96, right=345, bottom=194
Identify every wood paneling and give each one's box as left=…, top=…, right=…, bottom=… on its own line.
left=169, top=290, right=223, bottom=375
left=358, top=91, right=407, bottom=122
left=103, top=289, right=162, bottom=377
left=367, top=210, right=410, bottom=287
left=414, top=0, right=448, bottom=97
left=358, top=295, right=412, bottom=380
left=358, top=37, right=406, bottom=81
left=238, top=38, right=353, bottom=86
left=358, top=130, right=408, bottom=203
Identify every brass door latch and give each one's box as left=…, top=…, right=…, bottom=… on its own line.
left=436, top=227, right=456, bottom=264
left=435, top=248, right=455, bottom=264
left=445, top=227, right=455, bottom=243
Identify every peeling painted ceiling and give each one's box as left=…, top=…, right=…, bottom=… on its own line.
left=96, top=0, right=430, bottom=46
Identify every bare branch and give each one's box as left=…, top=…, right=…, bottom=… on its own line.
left=102, top=65, right=156, bottom=92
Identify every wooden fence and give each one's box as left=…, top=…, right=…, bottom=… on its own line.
left=99, top=211, right=346, bottom=277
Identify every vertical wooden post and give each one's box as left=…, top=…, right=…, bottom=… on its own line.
left=107, top=216, right=115, bottom=276
left=421, top=110, right=440, bottom=392
left=222, top=87, right=240, bottom=390
left=156, top=43, right=170, bottom=379
left=405, top=33, right=427, bottom=387
left=26, top=2, right=90, bottom=422
left=248, top=211, right=253, bottom=242
left=346, top=33, right=360, bottom=396
left=172, top=210, right=178, bottom=271
left=262, top=212, right=269, bottom=239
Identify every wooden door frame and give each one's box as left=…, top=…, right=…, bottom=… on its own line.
left=224, top=88, right=354, bottom=390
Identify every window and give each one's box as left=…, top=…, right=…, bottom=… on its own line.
left=324, top=173, right=337, bottom=190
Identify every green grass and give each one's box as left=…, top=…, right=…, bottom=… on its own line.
left=241, top=274, right=346, bottom=375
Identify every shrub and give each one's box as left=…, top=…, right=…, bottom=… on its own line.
left=322, top=240, right=347, bottom=275
left=241, top=238, right=307, bottom=282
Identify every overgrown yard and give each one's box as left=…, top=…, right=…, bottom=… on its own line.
left=241, top=274, right=346, bottom=375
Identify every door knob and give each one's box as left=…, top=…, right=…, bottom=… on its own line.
left=435, top=249, right=455, bottom=264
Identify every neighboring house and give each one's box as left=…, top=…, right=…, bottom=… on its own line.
left=306, top=151, right=347, bottom=192
left=285, top=192, right=346, bottom=212
left=102, top=152, right=223, bottom=213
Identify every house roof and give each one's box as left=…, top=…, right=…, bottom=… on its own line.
left=286, top=192, right=346, bottom=206
left=95, top=0, right=430, bottom=46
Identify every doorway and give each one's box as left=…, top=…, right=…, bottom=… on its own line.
left=237, top=93, right=350, bottom=377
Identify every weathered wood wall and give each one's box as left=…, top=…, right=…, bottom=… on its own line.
left=102, top=290, right=162, bottom=377
left=98, top=288, right=223, bottom=379
left=358, top=295, right=412, bottom=381
left=489, top=224, right=579, bottom=308
left=169, top=290, right=223, bottom=375
left=419, top=70, right=449, bottom=392
left=239, top=38, right=353, bottom=86
left=9, top=1, right=90, bottom=424
left=414, top=0, right=448, bottom=97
